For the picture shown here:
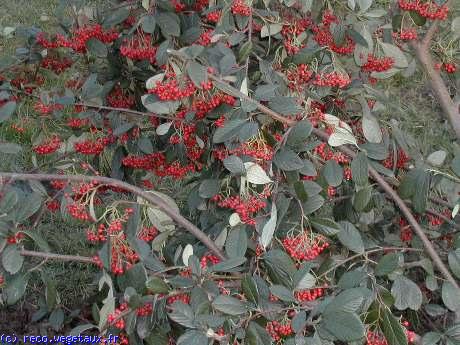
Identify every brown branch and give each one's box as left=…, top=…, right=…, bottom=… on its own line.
left=208, top=74, right=459, bottom=288
left=20, top=249, right=95, bottom=264
left=76, top=103, right=180, bottom=121
left=0, top=173, right=226, bottom=260
left=410, top=0, right=460, bottom=140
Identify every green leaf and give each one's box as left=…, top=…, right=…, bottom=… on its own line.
left=409, top=10, right=427, bottom=26
left=323, top=160, right=343, bottom=187
left=223, top=155, right=245, bottom=174
left=268, top=96, right=302, bottom=115
left=294, top=265, right=316, bottom=290
left=412, top=168, right=430, bottom=213
left=380, top=42, right=408, bottom=68
left=351, top=152, right=368, bottom=186
left=146, top=277, right=169, bottom=293
left=210, top=257, right=246, bottom=272
left=286, top=121, right=313, bottom=147
left=311, top=218, right=341, bottom=236
left=168, top=302, right=196, bottom=328
left=156, top=12, right=180, bottom=37
left=198, top=179, right=219, bottom=198
left=49, top=308, right=65, bottom=331
left=103, top=7, right=130, bottom=27
left=0, top=101, right=16, bottom=123
left=177, top=330, right=208, bottom=345
left=212, top=295, right=248, bottom=315
left=226, top=227, right=248, bottom=258
left=322, top=311, right=365, bottom=341
left=242, top=275, right=259, bottom=304
left=0, top=190, right=18, bottom=213
left=270, top=285, right=296, bottom=302
left=2, top=245, right=24, bottom=274
left=141, top=15, right=156, bottom=33
left=442, top=282, right=460, bottom=311
left=247, top=321, right=273, bottom=345
left=302, top=194, right=324, bottom=214
left=353, top=185, right=372, bottom=211
left=422, top=332, right=442, bottom=345
left=213, top=119, right=247, bottom=143
left=186, top=61, right=208, bottom=89
left=391, top=276, right=423, bottom=310
left=324, top=288, right=366, bottom=314
left=375, top=253, right=399, bottom=276
left=337, top=221, right=364, bottom=253
left=448, top=249, right=460, bottom=279
left=381, top=307, right=408, bottom=345
left=85, top=38, right=107, bottom=57
left=14, top=192, right=42, bottom=223
left=274, top=148, right=304, bottom=171
left=261, top=23, right=283, bottom=38
left=5, top=274, right=28, bottom=305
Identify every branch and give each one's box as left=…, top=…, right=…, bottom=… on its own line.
left=20, top=249, right=95, bottom=264
left=208, top=74, right=459, bottom=288
left=76, top=103, right=180, bottom=121
left=411, top=0, right=460, bottom=140
left=0, top=173, right=226, bottom=260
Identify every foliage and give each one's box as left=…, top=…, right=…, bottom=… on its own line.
left=0, top=0, right=460, bottom=343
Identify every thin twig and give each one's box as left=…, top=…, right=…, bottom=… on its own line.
left=20, top=249, right=94, bottom=264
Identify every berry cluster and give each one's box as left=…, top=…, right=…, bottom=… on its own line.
left=282, top=231, right=329, bottom=261
left=167, top=293, right=191, bottom=305
left=398, top=0, right=449, bottom=20
left=395, top=28, right=418, bottom=41
left=312, top=12, right=355, bottom=55
left=286, top=64, right=313, bottom=90
left=106, top=85, right=135, bottom=109
left=213, top=141, right=274, bottom=162
left=295, top=287, right=325, bottom=302
left=212, top=193, right=268, bottom=225
left=382, top=149, right=410, bottom=170
left=120, top=33, right=157, bottom=62
left=427, top=209, right=450, bottom=226
left=137, top=226, right=159, bottom=242
left=136, top=303, right=153, bottom=316
left=34, top=101, right=64, bottom=115
left=0, top=275, right=4, bottom=287
left=366, top=323, right=415, bottom=345
left=56, top=24, right=118, bottom=53
left=7, top=232, right=25, bottom=244
left=46, top=199, right=60, bottom=212
left=206, top=11, right=221, bottom=23
left=74, top=137, right=112, bottom=155
left=362, top=55, right=395, bottom=72
left=313, top=142, right=350, bottom=164
left=33, top=135, right=62, bottom=155
left=266, top=321, right=293, bottom=342
left=200, top=254, right=221, bottom=269
left=313, top=72, right=351, bottom=88
left=280, top=17, right=311, bottom=55
left=67, top=117, right=89, bottom=128
left=148, top=76, right=196, bottom=101
left=67, top=203, right=93, bottom=222
left=40, top=56, right=73, bottom=74
left=442, top=63, right=457, bottom=74
left=196, top=29, right=213, bottom=46
left=108, top=303, right=128, bottom=329
left=231, top=0, right=251, bottom=16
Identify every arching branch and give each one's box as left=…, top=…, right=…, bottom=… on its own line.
left=0, top=173, right=226, bottom=260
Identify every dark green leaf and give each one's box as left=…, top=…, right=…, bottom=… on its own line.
left=286, top=121, right=313, bottom=147
left=2, top=245, right=24, bottom=274
left=391, top=276, right=423, bottom=310
left=247, top=321, right=273, bottom=345
left=212, top=295, right=248, bottom=315
left=311, top=218, right=341, bottom=236
left=225, top=227, right=248, bottom=258
left=268, top=96, right=302, bottom=115
left=274, top=148, right=304, bottom=171
left=156, top=12, right=180, bottom=37
left=5, top=274, right=28, bottom=305
left=0, top=101, right=16, bottom=123
left=213, top=119, right=247, bottom=143
left=381, top=308, right=408, bottom=345
left=186, top=61, right=208, bottom=89
left=375, top=253, right=399, bottom=276
left=141, top=15, right=156, bottom=33
left=223, top=155, right=245, bottom=174
left=198, top=179, right=219, bottom=198
left=337, top=221, right=364, bottom=253
left=323, top=160, right=343, bottom=187
left=146, top=277, right=169, bottom=294
left=86, top=38, right=107, bottom=57
left=442, top=282, right=460, bottom=311
left=351, top=152, right=368, bottom=186
left=322, top=311, right=365, bottom=341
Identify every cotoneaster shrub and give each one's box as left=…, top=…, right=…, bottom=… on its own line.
left=0, top=0, right=459, bottom=344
